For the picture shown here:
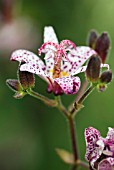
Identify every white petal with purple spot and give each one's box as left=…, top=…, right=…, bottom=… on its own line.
left=44, top=26, right=58, bottom=43
left=11, top=49, right=45, bottom=66
left=106, top=127, right=114, bottom=142
left=20, top=63, right=49, bottom=83
left=54, top=76, right=80, bottom=95
left=85, top=127, right=101, bottom=161
left=98, top=159, right=112, bottom=170
left=67, top=47, right=96, bottom=73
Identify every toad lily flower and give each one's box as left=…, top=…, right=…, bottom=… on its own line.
left=85, top=127, right=114, bottom=170
left=11, top=26, right=96, bottom=95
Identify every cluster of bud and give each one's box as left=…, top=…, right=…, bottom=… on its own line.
left=86, top=30, right=112, bottom=91
left=85, top=55, right=112, bottom=92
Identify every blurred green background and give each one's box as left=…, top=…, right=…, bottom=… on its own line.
left=0, top=0, right=114, bottom=169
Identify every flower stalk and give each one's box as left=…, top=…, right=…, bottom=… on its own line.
left=27, top=89, right=57, bottom=107
left=68, top=115, right=78, bottom=164
left=55, top=96, right=69, bottom=117
left=70, top=84, right=95, bottom=115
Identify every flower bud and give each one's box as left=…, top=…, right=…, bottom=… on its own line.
left=18, top=69, right=35, bottom=90
left=86, top=55, right=101, bottom=83
left=97, top=83, right=107, bottom=92
left=95, top=32, right=110, bottom=63
left=56, top=148, right=74, bottom=165
left=100, top=70, right=112, bottom=84
left=87, top=30, right=98, bottom=49
left=6, top=79, right=26, bottom=99
left=6, top=79, right=21, bottom=92
left=13, top=91, right=26, bottom=99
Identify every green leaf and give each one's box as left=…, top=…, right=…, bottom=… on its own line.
left=56, top=148, right=74, bottom=165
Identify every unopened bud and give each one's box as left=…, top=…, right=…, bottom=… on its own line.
left=14, top=91, right=26, bottom=99
left=100, top=70, right=112, bottom=84
left=18, top=69, right=35, bottom=90
left=87, top=30, right=98, bottom=49
left=97, top=84, right=107, bottom=92
left=95, top=32, right=110, bottom=63
left=86, top=55, right=101, bottom=83
left=6, top=79, right=21, bottom=92
left=6, top=79, right=26, bottom=99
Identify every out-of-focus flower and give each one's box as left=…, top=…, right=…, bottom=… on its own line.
left=10, top=26, right=96, bottom=95
left=0, top=18, right=40, bottom=56
left=85, top=127, right=114, bottom=170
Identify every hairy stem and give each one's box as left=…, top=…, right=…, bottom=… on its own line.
left=27, top=89, right=57, bottom=107
left=55, top=96, right=69, bottom=117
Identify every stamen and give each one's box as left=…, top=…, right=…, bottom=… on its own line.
left=38, top=42, right=59, bottom=55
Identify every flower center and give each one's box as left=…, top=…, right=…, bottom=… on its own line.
left=50, top=68, right=69, bottom=79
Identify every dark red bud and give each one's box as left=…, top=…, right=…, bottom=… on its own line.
left=87, top=30, right=98, bottom=49
left=86, top=55, right=101, bottom=83
left=18, top=69, right=35, bottom=90
left=95, top=32, right=110, bottom=63
left=100, top=70, right=112, bottom=84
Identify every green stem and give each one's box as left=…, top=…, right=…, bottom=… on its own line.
left=78, top=85, right=94, bottom=104
left=55, top=96, right=78, bottom=167
left=68, top=115, right=78, bottom=162
left=70, top=85, right=95, bottom=115
left=55, top=96, right=69, bottom=117
left=27, top=89, right=57, bottom=107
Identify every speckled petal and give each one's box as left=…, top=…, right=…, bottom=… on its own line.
left=54, top=76, right=80, bottom=95
left=98, top=159, right=112, bottom=170
left=67, top=47, right=96, bottom=74
left=72, top=64, right=109, bottom=77
left=85, top=127, right=101, bottom=161
left=71, top=66, right=87, bottom=75
left=106, top=127, right=114, bottom=142
left=11, top=49, right=45, bottom=67
left=45, top=56, right=55, bottom=78
left=61, top=61, right=72, bottom=73
left=90, top=139, right=105, bottom=169
left=106, top=158, right=114, bottom=166
left=20, top=63, right=49, bottom=83
left=69, top=46, right=96, bottom=62
left=44, top=26, right=58, bottom=43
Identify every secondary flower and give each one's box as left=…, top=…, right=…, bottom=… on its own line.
left=11, top=26, right=96, bottom=95
left=85, top=127, right=114, bottom=170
